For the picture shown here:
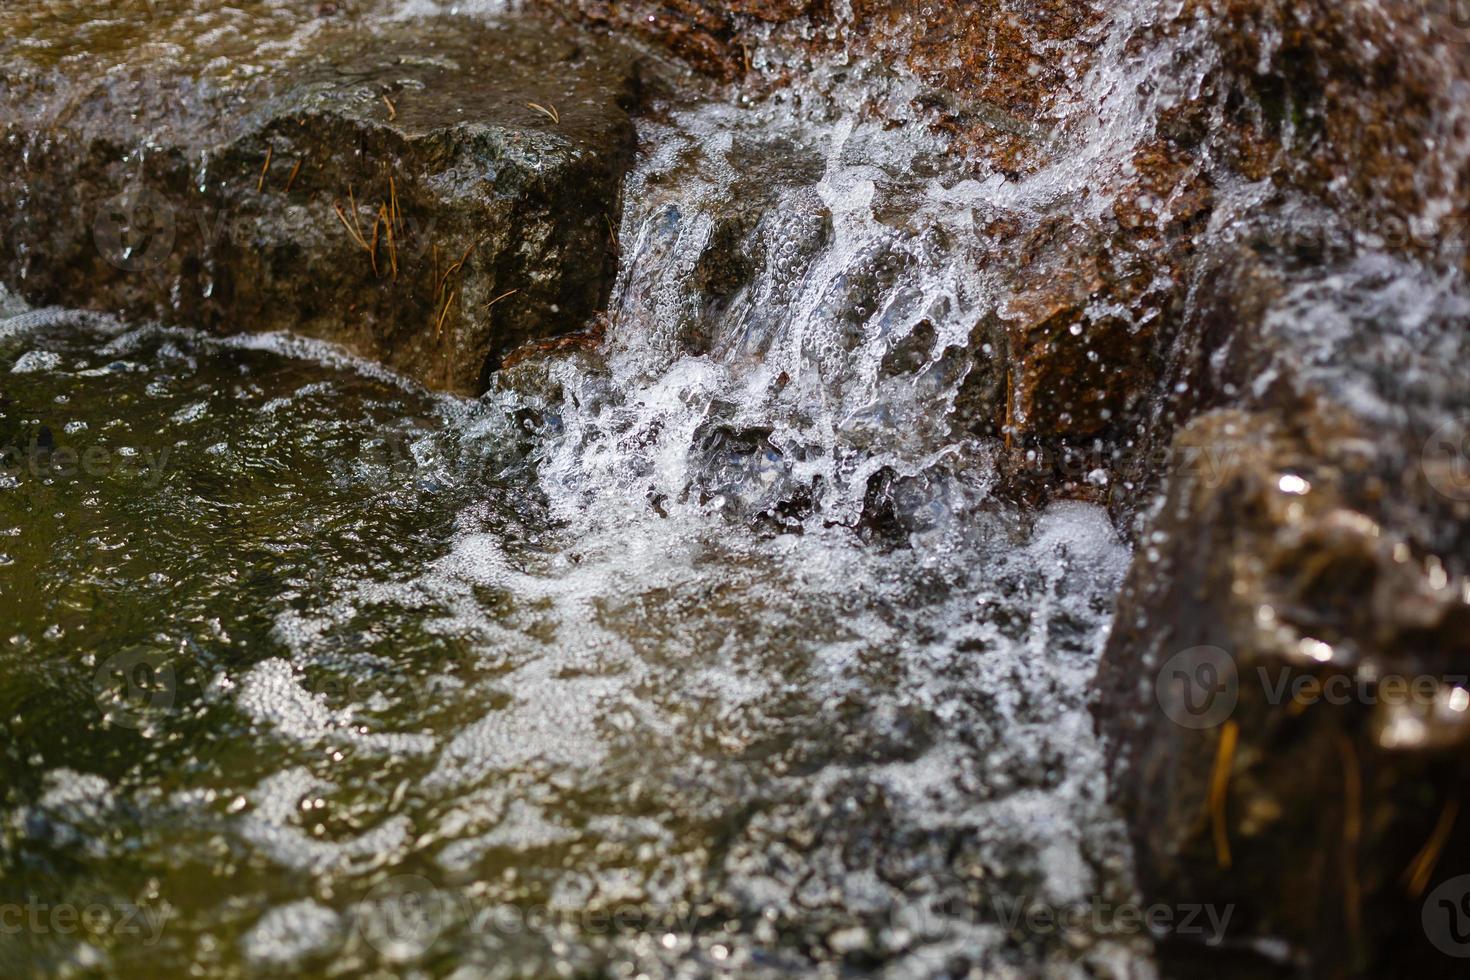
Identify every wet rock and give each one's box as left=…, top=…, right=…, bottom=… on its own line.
left=1097, top=412, right=1470, bottom=976
left=1082, top=1, right=1470, bottom=958
left=1193, top=0, right=1470, bottom=268
left=0, top=3, right=640, bottom=394
left=540, top=0, right=1092, bottom=172
left=1094, top=224, right=1470, bottom=976
left=998, top=218, right=1165, bottom=441
left=518, top=3, right=1470, bottom=975
left=963, top=198, right=1205, bottom=503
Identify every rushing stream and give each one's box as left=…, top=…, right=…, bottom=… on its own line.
left=0, top=5, right=1210, bottom=978
left=0, top=305, right=1138, bottom=978
left=6, top=0, right=1470, bottom=973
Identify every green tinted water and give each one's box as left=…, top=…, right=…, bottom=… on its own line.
left=0, top=313, right=523, bottom=976
left=0, top=311, right=1145, bottom=978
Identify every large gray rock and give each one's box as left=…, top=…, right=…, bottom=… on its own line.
left=0, top=2, right=640, bottom=393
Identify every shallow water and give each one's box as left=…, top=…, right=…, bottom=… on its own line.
left=0, top=301, right=1142, bottom=978
left=0, top=0, right=1183, bottom=974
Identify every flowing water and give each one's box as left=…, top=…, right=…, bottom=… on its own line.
left=0, top=303, right=1139, bottom=979
left=0, top=3, right=1283, bottom=977
left=0, top=305, right=1139, bottom=979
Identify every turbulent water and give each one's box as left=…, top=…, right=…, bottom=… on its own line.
left=0, top=3, right=1320, bottom=977
left=0, top=309, right=1138, bottom=979
left=7, top=0, right=1470, bottom=972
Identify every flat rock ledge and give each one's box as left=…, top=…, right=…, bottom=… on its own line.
left=0, top=3, right=640, bottom=394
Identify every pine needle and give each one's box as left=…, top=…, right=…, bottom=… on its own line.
left=1405, top=799, right=1460, bottom=897
left=334, top=185, right=379, bottom=276
left=284, top=157, right=303, bottom=193
left=376, top=203, right=398, bottom=281
left=1209, top=719, right=1238, bottom=869
left=434, top=290, right=458, bottom=339
left=483, top=288, right=518, bottom=312
left=436, top=236, right=484, bottom=300
left=333, top=203, right=368, bottom=252
left=347, top=185, right=367, bottom=246
left=388, top=174, right=401, bottom=238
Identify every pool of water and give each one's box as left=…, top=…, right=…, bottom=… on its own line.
left=0, top=306, right=1143, bottom=977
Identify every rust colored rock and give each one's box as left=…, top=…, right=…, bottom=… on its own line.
left=996, top=219, right=1159, bottom=442
left=539, top=0, right=1093, bottom=172
left=1200, top=0, right=1470, bottom=256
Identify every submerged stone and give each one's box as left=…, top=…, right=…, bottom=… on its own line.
left=0, top=2, right=640, bottom=394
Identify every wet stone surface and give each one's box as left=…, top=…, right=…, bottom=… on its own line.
left=1095, top=240, right=1470, bottom=976
left=0, top=2, right=641, bottom=394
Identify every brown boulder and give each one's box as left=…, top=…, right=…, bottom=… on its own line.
left=0, top=3, right=641, bottom=394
